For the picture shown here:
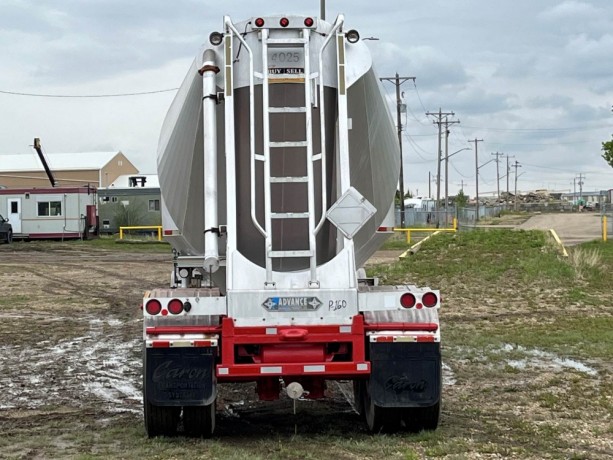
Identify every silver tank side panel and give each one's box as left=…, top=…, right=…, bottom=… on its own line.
left=347, top=68, right=400, bottom=267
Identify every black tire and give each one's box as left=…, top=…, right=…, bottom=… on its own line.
left=401, top=401, right=441, bottom=432
left=6, top=230, right=12, bottom=244
left=360, top=380, right=401, bottom=433
left=353, top=380, right=365, bottom=415
left=183, top=403, right=216, bottom=438
left=144, top=399, right=180, bottom=438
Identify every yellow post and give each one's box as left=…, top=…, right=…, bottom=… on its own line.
left=157, top=226, right=162, bottom=241
left=406, top=230, right=411, bottom=244
left=453, top=217, right=458, bottom=230
left=604, top=216, right=607, bottom=242
left=119, top=227, right=124, bottom=240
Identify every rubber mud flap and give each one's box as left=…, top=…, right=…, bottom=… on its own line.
left=369, top=342, right=441, bottom=408
left=145, top=347, right=216, bottom=406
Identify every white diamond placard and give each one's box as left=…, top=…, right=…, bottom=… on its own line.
left=326, top=187, right=376, bottom=239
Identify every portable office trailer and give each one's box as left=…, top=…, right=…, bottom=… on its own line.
left=98, top=175, right=161, bottom=234
left=0, top=186, right=97, bottom=239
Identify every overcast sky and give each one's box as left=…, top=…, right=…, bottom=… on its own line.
left=0, top=0, right=612, bottom=197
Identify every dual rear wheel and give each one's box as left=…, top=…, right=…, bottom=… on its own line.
left=144, top=399, right=216, bottom=438
left=355, top=380, right=440, bottom=433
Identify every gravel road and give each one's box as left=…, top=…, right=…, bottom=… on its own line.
left=517, top=212, right=604, bottom=245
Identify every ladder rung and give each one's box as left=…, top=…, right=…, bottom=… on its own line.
left=271, top=212, right=309, bottom=219
left=269, top=250, right=314, bottom=258
left=270, top=176, right=309, bottom=183
left=269, top=141, right=307, bottom=148
left=268, top=107, right=307, bottom=113
left=266, top=38, right=308, bottom=45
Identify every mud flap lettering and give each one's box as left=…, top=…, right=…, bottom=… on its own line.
left=145, top=348, right=216, bottom=406
left=369, top=342, right=441, bottom=408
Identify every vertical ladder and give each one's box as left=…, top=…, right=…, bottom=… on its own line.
left=260, top=28, right=318, bottom=287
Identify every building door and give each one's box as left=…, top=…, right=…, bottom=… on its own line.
left=7, top=198, right=21, bottom=233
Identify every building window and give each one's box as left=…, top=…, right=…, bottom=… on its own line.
left=38, top=201, right=62, bottom=217
left=111, top=196, right=118, bottom=203
left=149, top=199, right=160, bottom=212
left=10, top=202, right=18, bottom=213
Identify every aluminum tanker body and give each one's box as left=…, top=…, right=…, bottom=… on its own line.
left=158, top=15, right=399, bottom=278
left=143, top=14, right=442, bottom=438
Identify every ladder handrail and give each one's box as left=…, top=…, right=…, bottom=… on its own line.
left=261, top=28, right=274, bottom=283
left=315, top=14, right=344, bottom=234
left=302, top=28, right=318, bottom=284
left=224, top=18, right=266, bottom=238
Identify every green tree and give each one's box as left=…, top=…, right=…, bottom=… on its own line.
left=455, top=189, right=468, bottom=208
left=602, top=136, right=613, bottom=168
left=113, top=202, right=146, bottom=227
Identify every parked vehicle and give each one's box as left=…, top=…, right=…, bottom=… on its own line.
left=142, top=13, right=442, bottom=437
left=0, top=214, right=12, bottom=243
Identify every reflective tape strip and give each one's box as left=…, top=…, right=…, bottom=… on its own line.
left=261, top=366, right=282, bottom=374
left=339, top=326, right=352, bottom=333
left=218, top=367, right=229, bottom=375
left=369, top=335, right=437, bottom=343
left=304, top=365, right=325, bottom=373
left=357, top=363, right=369, bottom=371
left=146, top=339, right=218, bottom=348
left=266, top=328, right=277, bottom=335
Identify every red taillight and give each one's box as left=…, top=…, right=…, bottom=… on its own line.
left=145, top=299, right=162, bottom=315
left=422, top=292, right=438, bottom=308
left=400, top=293, right=416, bottom=308
left=168, top=299, right=184, bottom=315
left=304, top=17, right=314, bottom=27
left=255, top=17, right=265, bottom=27
left=280, top=17, right=289, bottom=27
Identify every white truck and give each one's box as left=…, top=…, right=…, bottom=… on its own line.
left=143, top=13, right=441, bottom=437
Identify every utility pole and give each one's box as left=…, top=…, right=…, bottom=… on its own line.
left=573, top=177, right=577, bottom=205
left=428, top=171, right=431, bottom=198
left=444, top=117, right=460, bottom=224
left=491, top=152, right=504, bottom=200
left=426, top=108, right=455, bottom=225
left=513, top=161, right=522, bottom=211
left=577, top=173, right=585, bottom=204
left=320, top=0, right=325, bottom=20
left=468, top=138, right=483, bottom=220
left=381, top=73, right=416, bottom=227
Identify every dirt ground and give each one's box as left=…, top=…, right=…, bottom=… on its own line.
left=0, top=221, right=610, bottom=458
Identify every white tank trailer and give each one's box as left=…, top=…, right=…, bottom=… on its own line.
left=143, top=13, right=442, bottom=437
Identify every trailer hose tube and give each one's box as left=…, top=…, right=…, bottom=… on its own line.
left=201, top=49, right=220, bottom=273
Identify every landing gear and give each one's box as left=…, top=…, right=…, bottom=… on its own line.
left=144, top=399, right=180, bottom=437
left=183, top=403, right=216, bottom=438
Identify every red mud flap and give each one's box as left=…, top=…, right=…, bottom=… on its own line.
left=368, top=342, right=441, bottom=408
left=144, top=347, right=216, bottom=407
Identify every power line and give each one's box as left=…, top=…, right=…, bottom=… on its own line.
left=412, top=80, right=430, bottom=114
left=0, top=88, right=179, bottom=98
left=461, top=124, right=612, bottom=132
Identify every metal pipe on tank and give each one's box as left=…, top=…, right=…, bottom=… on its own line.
left=201, top=49, right=220, bottom=273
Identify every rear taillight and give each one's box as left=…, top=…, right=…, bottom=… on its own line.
left=422, top=292, right=438, bottom=308
left=168, top=299, right=184, bottom=315
left=255, top=17, right=265, bottom=27
left=304, top=17, right=314, bottom=27
left=400, top=293, right=416, bottom=308
left=280, top=17, right=289, bottom=27
left=145, top=299, right=162, bottom=315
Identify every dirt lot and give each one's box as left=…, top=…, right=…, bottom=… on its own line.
left=0, top=232, right=611, bottom=459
